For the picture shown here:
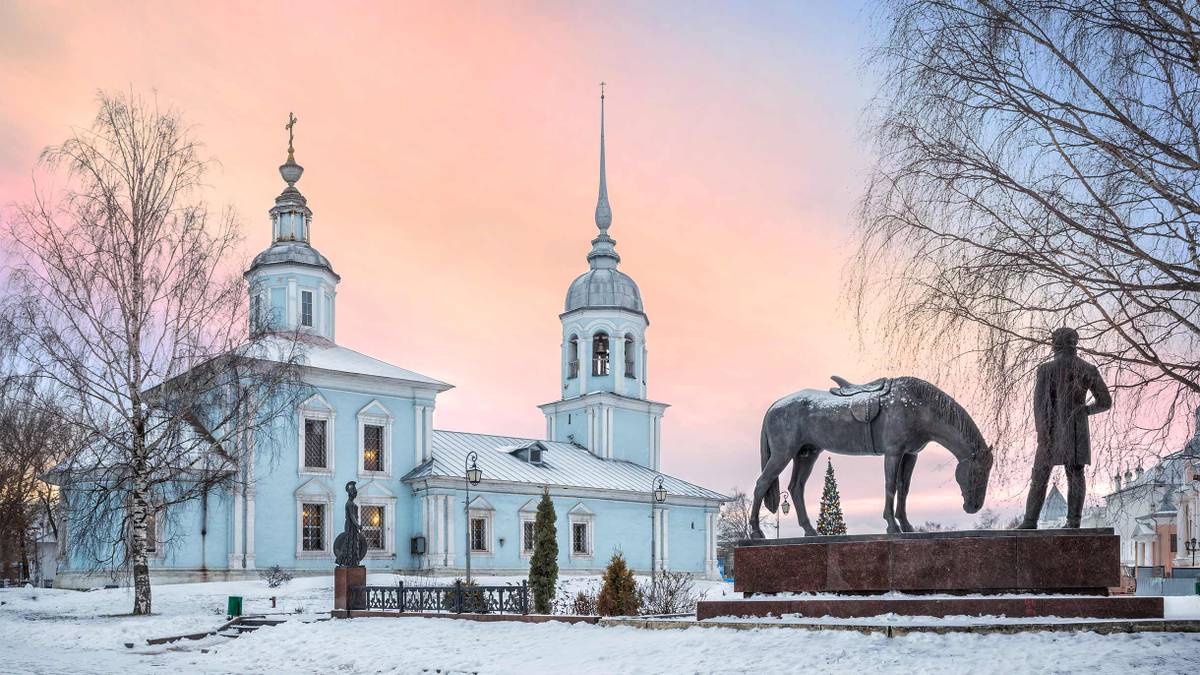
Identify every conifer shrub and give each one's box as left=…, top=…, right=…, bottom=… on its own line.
left=528, top=487, right=559, bottom=613
left=596, top=552, right=639, bottom=616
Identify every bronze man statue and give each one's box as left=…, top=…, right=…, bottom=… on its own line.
left=1018, top=328, right=1111, bottom=529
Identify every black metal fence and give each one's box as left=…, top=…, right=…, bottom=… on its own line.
left=350, top=580, right=529, bottom=615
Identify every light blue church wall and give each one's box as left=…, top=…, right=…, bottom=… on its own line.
left=416, top=487, right=715, bottom=574
left=250, top=384, right=421, bottom=571
left=611, top=408, right=652, bottom=466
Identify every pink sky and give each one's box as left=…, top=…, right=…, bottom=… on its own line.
left=0, top=1, right=1025, bottom=532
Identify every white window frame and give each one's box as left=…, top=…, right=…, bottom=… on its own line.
left=468, top=496, right=494, bottom=556
left=520, top=516, right=537, bottom=557
left=296, top=497, right=334, bottom=559
left=357, top=498, right=396, bottom=558
left=300, top=289, right=314, bottom=327
left=298, top=394, right=335, bottom=476
left=568, top=503, right=595, bottom=559
left=357, top=400, right=394, bottom=478
left=127, top=503, right=166, bottom=561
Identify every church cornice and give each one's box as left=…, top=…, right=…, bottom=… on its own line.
left=538, top=390, right=668, bottom=415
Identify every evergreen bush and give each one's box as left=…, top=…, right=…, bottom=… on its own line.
left=528, top=487, right=558, bottom=613
left=596, top=552, right=639, bottom=616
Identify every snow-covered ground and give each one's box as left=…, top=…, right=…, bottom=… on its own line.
left=2, top=576, right=1199, bottom=674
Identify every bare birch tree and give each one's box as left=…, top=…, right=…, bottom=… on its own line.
left=850, top=1, right=1200, bottom=481
left=5, top=91, right=303, bottom=613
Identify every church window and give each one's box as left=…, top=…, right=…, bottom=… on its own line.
left=360, top=505, right=385, bottom=550
left=567, top=336, right=580, bottom=379
left=572, top=522, right=590, bottom=556
left=251, top=294, right=262, bottom=333
left=522, top=519, right=536, bottom=554
left=624, top=334, right=636, bottom=378
left=592, top=332, right=610, bottom=376
left=301, top=503, right=325, bottom=551
left=363, top=424, right=384, bottom=472
left=304, top=418, right=328, bottom=468
left=470, top=517, right=488, bottom=552
left=301, top=291, right=313, bottom=327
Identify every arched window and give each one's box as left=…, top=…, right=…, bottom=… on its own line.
left=592, top=332, right=610, bottom=376
left=567, top=335, right=580, bottom=379
left=624, top=334, right=636, bottom=379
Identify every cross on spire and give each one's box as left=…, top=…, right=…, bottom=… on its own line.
left=285, top=112, right=298, bottom=159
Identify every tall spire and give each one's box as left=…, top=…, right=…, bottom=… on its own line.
left=587, top=84, right=620, bottom=270
left=595, top=82, right=611, bottom=232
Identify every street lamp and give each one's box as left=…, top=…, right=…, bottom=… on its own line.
left=778, top=492, right=791, bottom=539
left=651, top=475, right=666, bottom=585
left=464, top=451, right=482, bottom=584
left=1187, top=538, right=1199, bottom=567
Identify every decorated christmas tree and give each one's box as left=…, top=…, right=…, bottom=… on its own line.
left=817, top=459, right=847, bottom=535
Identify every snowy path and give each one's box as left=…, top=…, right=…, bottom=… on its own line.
left=3, top=578, right=1200, bottom=674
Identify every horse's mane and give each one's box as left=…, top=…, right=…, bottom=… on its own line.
left=897, top=377, right=986, bottom=451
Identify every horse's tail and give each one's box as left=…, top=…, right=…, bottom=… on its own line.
left=761, top=421, right=779, bottom=513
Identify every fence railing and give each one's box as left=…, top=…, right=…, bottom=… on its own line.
left=350, top=580, right=529, bottom=615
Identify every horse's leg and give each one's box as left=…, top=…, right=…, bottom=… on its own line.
left=895, top=452, right=918, bottom=532
left=749, top=451, right=793, bottom=539
left=787, top=448, right=821, bottom=536
left=883, top=453, right=902, bottom=534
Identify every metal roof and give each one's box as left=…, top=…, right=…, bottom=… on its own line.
left=402, top=429, right=727, bottom=502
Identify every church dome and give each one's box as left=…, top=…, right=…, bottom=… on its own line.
left=565, top=267, right=643, bottom=313
left=248, top=240, right=338, bottom=279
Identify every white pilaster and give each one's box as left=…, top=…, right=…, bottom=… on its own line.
left=605, top=406, right=613, bottom=459
left=414, top=405, right=426, bottom=467
left=423, top=406, right=433, bottom=461
left=586, top=408, right=596, bottom=454
left=244, top=487, right=256, bottom=570
left=228, top=484, right=243, bottom=570
left=660, top=508, right=670, bottom=571
left=613, top=335, right=626, bottom=395
left=286, top=279, right=297, bottom=327
left=579, top=334, right=590, bottom=395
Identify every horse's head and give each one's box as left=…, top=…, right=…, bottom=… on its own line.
left=955, top=445, right=993, bottom=514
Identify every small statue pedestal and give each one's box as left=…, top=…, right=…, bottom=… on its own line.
left=697, top=528, right=1163, bottom=621
left=333, top=566, right=366, bottom=617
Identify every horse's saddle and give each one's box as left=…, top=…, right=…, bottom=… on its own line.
left=829, top=375, right=891, bottom=425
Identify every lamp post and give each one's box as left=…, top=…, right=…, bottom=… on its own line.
left=463, top=451, right=482, bottom=584
left=651, top=475, right=667, bottom=584
left=1187, top=538, right=1199, bottom=567
left=778, top=492, right=791, bottom=539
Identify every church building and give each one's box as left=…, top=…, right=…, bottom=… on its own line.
left=55, top=96, right=726, bottom=587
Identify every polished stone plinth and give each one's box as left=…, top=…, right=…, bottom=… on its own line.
left=333, top=565, right=366, bottom=614
left=695, top=596, right=1164, bottom=621
left=733, top=528, right=1119, bottom=595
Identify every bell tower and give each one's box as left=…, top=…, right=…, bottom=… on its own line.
left=538, top=88, right=667, bottom=468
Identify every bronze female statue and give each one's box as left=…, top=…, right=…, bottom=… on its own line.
left=334, top=481, right=368, bottom=567
left=750, top=376, right=995, bottom=537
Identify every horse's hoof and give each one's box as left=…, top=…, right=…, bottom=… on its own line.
left=802, top=529, right=817, bottom=537
left=886, top=525, right=900, bottom=534
left=899, top=522, right=914, bottom=533
left=749, top=529, right=765, bottom=539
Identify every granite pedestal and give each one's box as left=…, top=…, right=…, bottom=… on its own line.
left=698, top=529, right=1162, bottom=621
left=333, top=566, right=366, bottom=616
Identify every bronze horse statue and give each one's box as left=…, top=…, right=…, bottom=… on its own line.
left=750, top=376, right=994, bottom=537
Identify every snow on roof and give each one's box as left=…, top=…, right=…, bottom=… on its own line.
left=245, top=335, right=451, bottom=389
left=402, top=429, right=727, bottom=502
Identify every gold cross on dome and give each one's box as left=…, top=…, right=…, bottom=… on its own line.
left=285, top=112, right=298, bottom=156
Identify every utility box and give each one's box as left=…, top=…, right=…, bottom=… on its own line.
left=227, top=595, right=243, bottom=617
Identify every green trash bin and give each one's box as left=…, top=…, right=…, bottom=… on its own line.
left=227, top=595, right=243, bottom=617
